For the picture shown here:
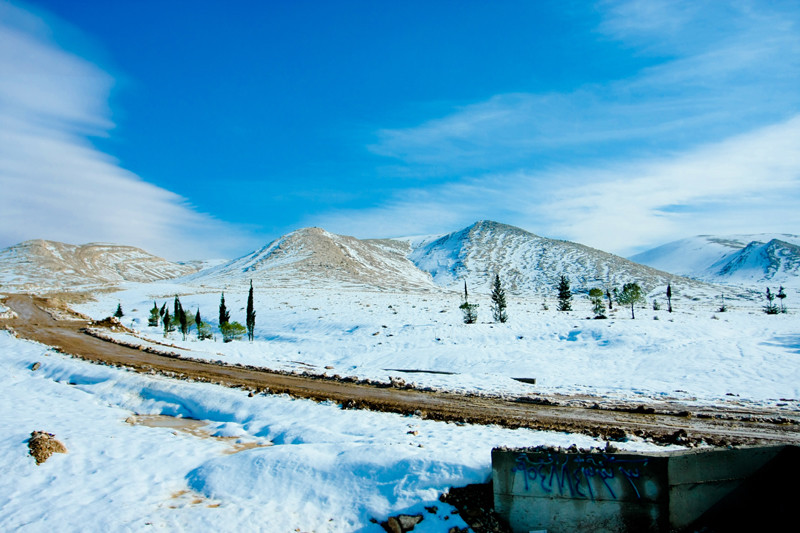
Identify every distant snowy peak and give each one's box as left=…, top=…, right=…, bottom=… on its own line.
left=0, top=239, right=197, bottom=290
left=713, top=239, right=800, bottom=284
left=185, top=227, right=437, bottom=290
left=630, top=234, right=800, bottom=288
left=406, top=220, right=691, bottom=295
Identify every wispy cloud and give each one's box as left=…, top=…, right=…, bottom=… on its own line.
left=339, top=0, right=800, bottom=252
left=0, top=2, right=249, bottom=260
left=544, top=115, right=800, bottom=254
left=317, top=114, right=800, bottom=254
left=370, top=1, right=800, bottom=173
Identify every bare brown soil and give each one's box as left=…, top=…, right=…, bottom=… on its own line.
left=3, top=294, right=800, bottom=446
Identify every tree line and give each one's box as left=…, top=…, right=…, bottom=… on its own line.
left=457, top=275, right=690, bottom=323
left=139, top=280, right=257, bottom=342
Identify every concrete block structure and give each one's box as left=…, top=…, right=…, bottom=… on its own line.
left=493, top=445, right=799, bottom=532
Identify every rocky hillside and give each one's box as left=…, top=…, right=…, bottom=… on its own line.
left=183, top=227, right=437, bottom=291
left=631, top=234, right=800, bottom=289
left=0, top=240, right=197, bottom=291
left=403, top=221, right=713, bottom=296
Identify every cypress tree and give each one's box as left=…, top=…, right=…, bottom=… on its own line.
left=219, top=293, right=230, bottom=326
left=490, top=274, right=508, bottom=323
left=666, top=283, right=673, bottom=313
left=459, top=280, right=478, bottom=324
left=246, top=280, right=256, bottom=342
left=194, top=309, right=212, bottom=340
left=163, top=309, right=171, bottom=337
left=114, top=303, right=124, bottom=319
left=178, top=305, right=188, bottom=340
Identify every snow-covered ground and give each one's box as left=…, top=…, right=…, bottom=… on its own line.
left=1, top=330, right=677, bottom=532
left=76, top=281, right=800, bottom=409
left=4, top=278, right=798, bottom=531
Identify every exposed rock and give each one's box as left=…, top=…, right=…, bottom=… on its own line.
left=30, top=362, right=41, bottom=371
left=440, top=483, right=511, bottom=533
left=28, top=431, right=67, bottom=465
left=381, top=513, right=423, bottom=533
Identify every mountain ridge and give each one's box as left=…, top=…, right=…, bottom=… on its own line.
left=181, top=227, right=437, bottom=291
left=0, top=239, right=198, bottom=290
left=404, top=220, right=705, bottom=295
left=631, top=234, right=800, bottom=288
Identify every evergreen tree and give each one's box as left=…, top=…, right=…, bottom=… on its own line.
left=178, top=305, right=188, bottom=340
left=246, top=280, right=256, bottom=341
left=219, top=292, right=230, bottom=326
left=614, top=282, right=643, bottom=319
left=194, top=309, right=212, bottom=340
left=666, top=283, right=673, bottom=313
left=764, top=287, right=779, bottom=314
left=777, top=286, right=787, bottom=313
left=148, top=301, right=160, bottom=327
left=459, top=281, right=478, bottom=324
left=159, top=302, right=166, bottom=318
left=589, top=288, right=605, bottom=318
left=171, top=296, right=183, bottom=328
left=490, top=274, right=508, bottom=323
left=114, top=303, right=124, bottom=319
left=606, top=288, right=613, bottom=310
left=163, top=309, right=174, bottom=337
left=718, top=294, right=727, bottom=313
left=557, top=275, right=572, bottom=311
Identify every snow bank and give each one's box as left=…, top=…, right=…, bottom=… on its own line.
left=2, top=331, right=672, bottom=531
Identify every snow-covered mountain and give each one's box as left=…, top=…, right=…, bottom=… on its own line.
left=0, top=240, right=198, bottom=291
left=3, top=223, right=736, bottom=299
left=630, top=234, right=800, bottom=289
left=403, top=220, right=705, bottom=296
left=183, top=227, right=437, bottom=291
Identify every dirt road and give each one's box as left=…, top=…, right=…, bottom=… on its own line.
left=3, top=294, right=799, bottom=446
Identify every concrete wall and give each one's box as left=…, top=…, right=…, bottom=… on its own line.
left=493, top=445, right=796, bottom=533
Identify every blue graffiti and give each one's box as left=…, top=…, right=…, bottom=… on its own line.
left=510, top=452, right=649, bottom=501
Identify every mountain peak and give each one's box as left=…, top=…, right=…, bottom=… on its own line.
left=185, top=227, right=436, bottom=291
left=408, top=221, right=683, bottom=294
left=631, top=233, right=800, bottom=288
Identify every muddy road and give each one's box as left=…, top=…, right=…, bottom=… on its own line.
left=3, top=294, right=799, bottom=446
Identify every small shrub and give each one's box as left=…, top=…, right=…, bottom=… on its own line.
left=220, top=321, right=246, bottom=342
left=588, top=288, right=605, bottom=318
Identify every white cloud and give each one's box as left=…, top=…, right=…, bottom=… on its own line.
left=369, top=1, right=800, bottom=174
left=344, top=0, right=800, bottom=253
left=0, top=2, right=249, bottom=260
left=313, top=115, right=800, bottom=254
left=544, top=115, right=800, bottom=254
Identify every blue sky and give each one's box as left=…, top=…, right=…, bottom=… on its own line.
left=1, top=0, right=799, bottom=259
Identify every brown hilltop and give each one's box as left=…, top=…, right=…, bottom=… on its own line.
left=0, top=239, right=197, bottom=291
